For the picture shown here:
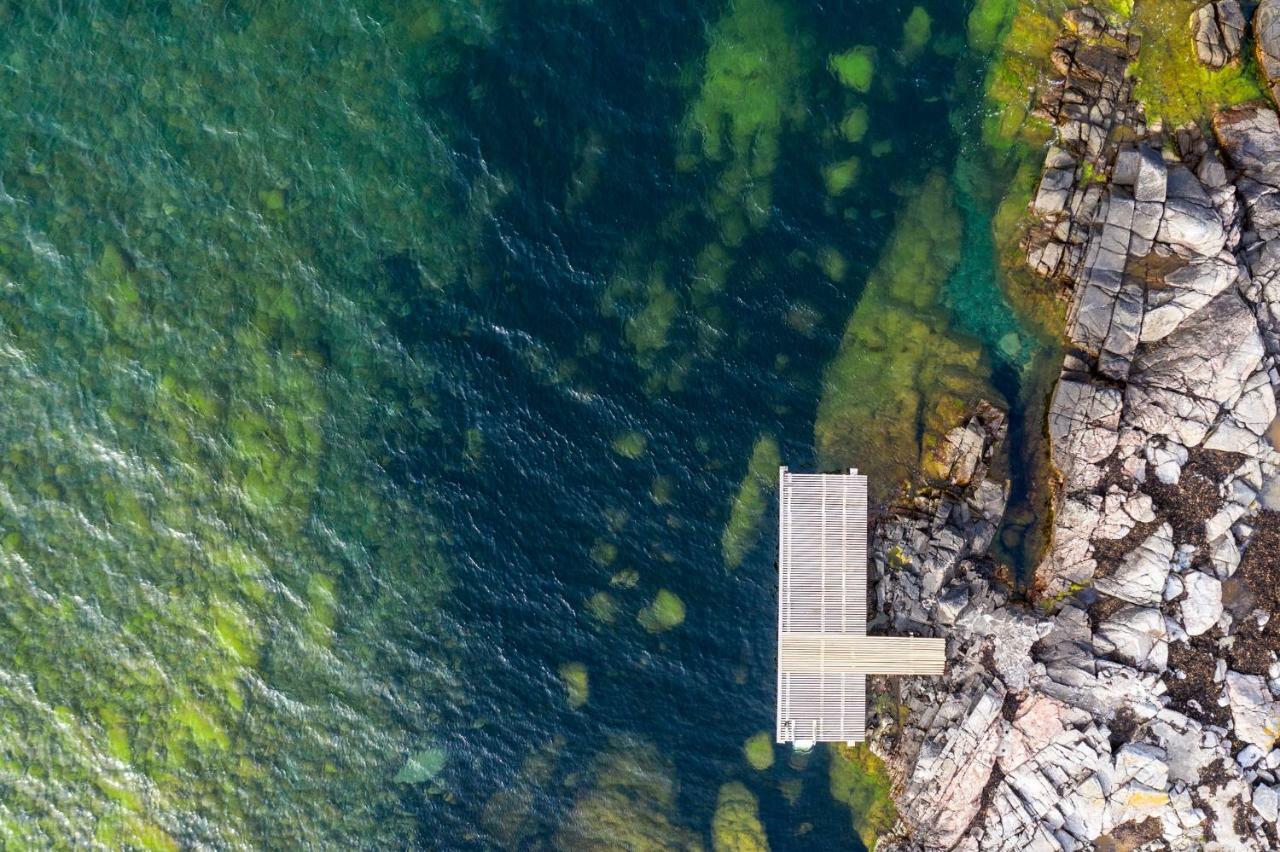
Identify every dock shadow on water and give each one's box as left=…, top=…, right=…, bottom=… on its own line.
left=0, top=0, right=1061, bottom=849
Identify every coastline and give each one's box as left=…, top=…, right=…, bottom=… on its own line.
left=864, top=2, right=1280, bottom=848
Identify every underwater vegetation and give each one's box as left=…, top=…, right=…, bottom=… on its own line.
left=559, top=662, right=590, bottom=710
left=743, top=731, right=776, bottom=771
left=682, top=0, right=810, bottom=240
left=721, top=435, right=781, bottom=570
left=830, top=46, right=878, bottom=93
left=815, top=173, right=994, bottom=497
left=555, top=741, right=702, bottom=851
left=639, top=589, right=687, bottom=633
left=0, top=1, right=497, bottom=847
left=829, top=744, right=897, bottom=851
left=1130, top=0, right=1265, bottom=126
left=712, top=782, right=770, bottom=852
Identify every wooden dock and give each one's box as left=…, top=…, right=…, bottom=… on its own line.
left=775, top=468, right=945, bottom=745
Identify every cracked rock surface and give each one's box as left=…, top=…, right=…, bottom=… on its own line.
left=868, top=8, right=1280, bottom=851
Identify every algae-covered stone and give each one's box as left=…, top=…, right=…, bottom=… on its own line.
left=902, top=7, right=932, bottom=58
left=586, top=591, right=619, bottom=624
left=682, top=0, right=809, bottom=236
left=638, top=589, right=686, bottom=632
left=722, top=435, right=782, bottom=570
left=1132, top=0, right=1263, bottom=125
left=839, top=106, right=870, bottom=143
left=819, top=246, right=848, bottom=282
left=829, top=743, right=897, bottom=851
left=816, top=173, right=993, bottom=496
left=612, top=431, right=649, bottom=459
left=823, top=157, right=862, bottom=196
left=555, top=741, right=701, bottom=851
left=743, top=731, right=775, bottom=770
left=559, top=662, right=590, bottom=710
left=830, top=46, right=876, bottom=92
left=712, top=782, right=769, bottom=851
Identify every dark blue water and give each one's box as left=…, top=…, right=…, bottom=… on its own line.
left=0, top=0, right=1038, bottom=848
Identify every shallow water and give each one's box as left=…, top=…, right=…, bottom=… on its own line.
left=0, top=1, right=1050, bottom=848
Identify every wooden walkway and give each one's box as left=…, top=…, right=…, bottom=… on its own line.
left=775, top=468, right=945, bottom=745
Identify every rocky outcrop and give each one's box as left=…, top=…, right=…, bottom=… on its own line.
left=1257, top=0, right=1280, bottom=108
left=1191, top=1, right=1244, bottom=69
left=869, top=9, right=1280, bottom=851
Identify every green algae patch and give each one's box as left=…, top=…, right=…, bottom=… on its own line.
left=743, top=731, right=775, bottom=771
left=586, top=591, right=620, bottom=624
left=1130, top=0, right=1264, bottom=126
left=638, top=589, right=686, bottom=633
left=559, top=662, right=590, bottom=710
left=901, top=8, right=933, bottom=59
left=0, top=2, right=484, bottom=846
left=839, top=106, right=870, bottom=143
left=591, top=539, right=620, bottom=567
left=722, top=435, right=781, bottom=570
left=823, top=157, right=862, bottom=196
left=682, top=0, right=809, bottom=238
left=712, top=782, right=769, bottom=851
left=612, top=431, right=649, bottom=459
left=975, top=0, right=1060, bottom=150
left=829, top=744, right=897, bottom=851
left=815, top=173, right=994, bottom=497
left=830, top=46, right=877, bottom=92
left=967, top=0, right=1018, bottom=54
left=555, top=740, right=702, bottom=851
left=819, top=246, right=849, bottom=282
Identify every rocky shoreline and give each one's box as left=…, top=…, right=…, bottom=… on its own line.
left=867, top=4, right=1280, bottom=849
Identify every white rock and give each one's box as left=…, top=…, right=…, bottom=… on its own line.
left=1209, top=534, right=1241, bottom=578
left=1094, top=606, right=1169, bottom=672
left=1115, top=742, right=1170, bottom=789
left=1225, top=671, right=1280, bottom=751
left=1239, top=744, right=1265, bottom=768
left=1180, top=571, right=1224, bottom=636
left=1253, top=784, right=1280, bottom=823
left=1096, top=524, right=1174, bottom=606
left=1164, top=574, right=1184, bottom=601
left=1147, top=442, right=1188, bottom=485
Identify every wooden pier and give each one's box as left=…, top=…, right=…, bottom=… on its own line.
left=775, top=468, right=945, bottom=745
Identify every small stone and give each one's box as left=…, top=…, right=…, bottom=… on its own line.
left=1238, top=744, right=1265, bottom=768
left=1180, top=571, right=1224, bottom=636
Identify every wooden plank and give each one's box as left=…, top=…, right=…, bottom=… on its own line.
left=778, top=634, right=946, bottom=675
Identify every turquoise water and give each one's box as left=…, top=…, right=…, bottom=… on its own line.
left=0, top=1, right=1045, bottom=848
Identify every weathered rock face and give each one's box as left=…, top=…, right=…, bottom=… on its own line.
left=1191, top=1, right=1245, bottom=69
left=869, top=9, right=1280, bottom=851
left=1257, top=0, right=1280, bottom=108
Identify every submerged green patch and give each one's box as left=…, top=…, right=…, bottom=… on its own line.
left=555, top=740, right=701, bottom=850
left=815, top=173, right=994, bottom=496
left=829, top=744, right=897, bottom=851
left=712, top=781, right=769, bottom=851
left=722, top=435, right=782, bottom=570
left=830, top=46, right=877, bottom=92
left=0, top=1, right=492, bottom=846
left=1131, top=0, right=1265, bottom=126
